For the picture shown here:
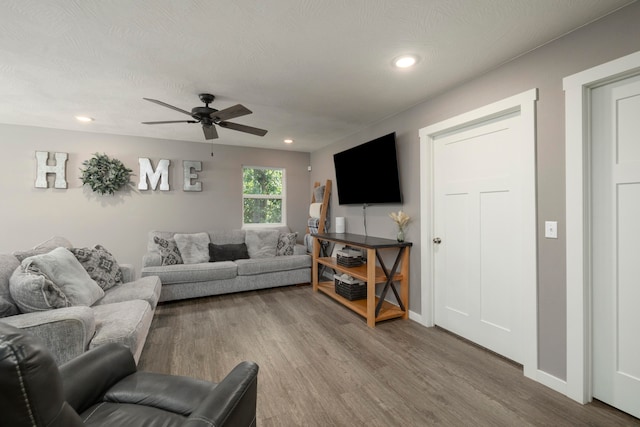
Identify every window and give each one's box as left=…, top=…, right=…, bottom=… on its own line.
left=242, top=166, right=285, bottom=226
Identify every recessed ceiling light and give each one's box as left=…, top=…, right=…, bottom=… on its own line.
left=284, top=139, right=294, bottom=144
left=75, top=116, right=94, bottom=122
left=393, top=55, right=418, bottom=68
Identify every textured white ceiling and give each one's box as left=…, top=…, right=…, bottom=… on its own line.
left=0, top=0, right=634, bottom=152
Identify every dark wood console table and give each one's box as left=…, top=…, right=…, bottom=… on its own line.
left=311, top=232, right=412, bottom=327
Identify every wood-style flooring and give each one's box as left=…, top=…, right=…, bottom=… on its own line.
left=138, top=285, right=639, bottom=426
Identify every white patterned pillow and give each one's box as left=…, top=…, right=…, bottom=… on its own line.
left=70, top=245, right=123, bottom=290
left=154, top=236, right=183, bottom=265
left=174, top=232, right=211, bottom=264
left=276, top=232, right=298, bottom=256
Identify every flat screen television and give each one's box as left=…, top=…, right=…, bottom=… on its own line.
left=333, top=132, right=402, bottom=205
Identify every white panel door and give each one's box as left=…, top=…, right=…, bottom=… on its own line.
left=591, top=73, right=640, bottom=418
left=433, top=113, right=523, bottom=363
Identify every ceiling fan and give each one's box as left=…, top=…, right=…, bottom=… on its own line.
left=141, top=93, right=268, bottom=140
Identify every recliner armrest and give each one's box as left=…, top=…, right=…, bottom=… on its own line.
left=60, top=342, right=137, bottom=415
left=185, top=361, right=259, bottom=427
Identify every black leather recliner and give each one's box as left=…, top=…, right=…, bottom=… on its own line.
left=0, top=322, right=259, bottom=426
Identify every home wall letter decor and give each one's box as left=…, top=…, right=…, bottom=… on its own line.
left=183, top=160, right=202, bottom=192
left=138, top=158, right=170, bottom=191
left=35, top=151, right=68, bottom=189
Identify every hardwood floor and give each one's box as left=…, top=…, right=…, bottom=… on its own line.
left=138, top=285, right=639, bottom=426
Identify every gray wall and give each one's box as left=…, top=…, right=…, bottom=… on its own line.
left=310, top=3, right=640, bottom=380
left=0, top=124, right=310, bottom=274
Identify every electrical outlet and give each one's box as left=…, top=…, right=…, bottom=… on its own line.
left=545, top=221, right=558, bottom=239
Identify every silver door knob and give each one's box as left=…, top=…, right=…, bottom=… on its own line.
left=433, top=237, right=442, bottom=244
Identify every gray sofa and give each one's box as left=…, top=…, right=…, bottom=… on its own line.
left=0, top=238, right=161, bottom=365
left=141, top=228, right=311, bottom=302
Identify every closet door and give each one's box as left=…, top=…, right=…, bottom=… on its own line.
left=591, top=73, right=640, bottom=418
left=433, top=112, right=525, bottom=364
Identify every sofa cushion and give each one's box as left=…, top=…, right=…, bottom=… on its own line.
left=0, top=254, right=20, bottom=317
left=276, top=232, right=298, bottom=256
left=208, top=243, right=250, bottom=262
left=90, top=300, right=153, bottom=363
left=141, top=262, right=237, bottom=285
left=12, top=236, right=73, bottom=261
left=9, top=248, right=105, bottom=313
left=153, top=236, right=183, bottom=266
left=209, top=229, right=246, bottom=245
left=174, top=232, right=210, bottom=264
left=70, top=245, right=123, bottom=291
left=93, top=275, right=162, bottom=310
left=235, top=255, right=311, bottom=276
left=245, top=229, right=279, bottom=259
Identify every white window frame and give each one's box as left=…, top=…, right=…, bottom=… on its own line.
left=242, top=165, right=286, bottom=228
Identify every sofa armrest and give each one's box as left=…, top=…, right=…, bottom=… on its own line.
left=186, top=361, right=259, bottom=427
left=143, top=253, right=162, bottom=268
left=60, top=342, right=137, bottom=415
left=293, top=244, right=307, bottom=256
left=1, top=306, right=96, bottom=365
left=119, top=263, right=135, bottom=283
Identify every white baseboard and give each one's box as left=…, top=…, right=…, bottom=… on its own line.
left=409, top=310, right=426, bottom=325
left=534, top=369, right=568, bottom=396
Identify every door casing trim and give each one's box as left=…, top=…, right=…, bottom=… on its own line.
left=418, top=88, right=539, bottom=382
left=563, top=50, right=640, bottom=404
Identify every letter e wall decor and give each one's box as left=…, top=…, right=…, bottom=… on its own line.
left=183, top=160, right=202, bottom=192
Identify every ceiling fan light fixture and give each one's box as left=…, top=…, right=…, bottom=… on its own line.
left=141, top=95, right=267, bottom=140
left=75, top=115, right=94, bottom=122
left=393, top=54, right=419, bottom=69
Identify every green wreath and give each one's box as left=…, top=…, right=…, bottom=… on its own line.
left=80, top=153, right=133, bottom=195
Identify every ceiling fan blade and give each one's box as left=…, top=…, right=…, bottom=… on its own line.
left=218, top=121, right=268, bottom=136
left=141, top=120, right=198, bottom=124
left=202, top=124, right=219, bottom=140
left=210, top=104, right=252, bottom=122
left=143, top=98, right=193, bottom=117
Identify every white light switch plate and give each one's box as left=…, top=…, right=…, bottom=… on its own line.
left=545, top=221, right=558, bottom=239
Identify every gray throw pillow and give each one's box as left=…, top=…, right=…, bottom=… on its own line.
left=245, top=229, right=280, bottom=258
left=276, top=232, right=298, bottom=256
left=9, top=247, right=105, bottom=312
left=12, top=236, right=73, bottom=261
left=174, top=232, right=211, bottom=264
left=70, top=245, right=123, bottom=291
left=154, top=236, right=183, bottom=265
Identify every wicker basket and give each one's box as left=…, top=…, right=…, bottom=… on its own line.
left=336, top=250, right=364, bottom=267
left=334, top=274, right=367, bottom=300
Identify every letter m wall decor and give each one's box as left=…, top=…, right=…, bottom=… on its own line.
left=138, top=158, right=170, bottom=191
